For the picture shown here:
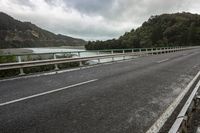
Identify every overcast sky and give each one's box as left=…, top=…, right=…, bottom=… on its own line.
left=0, top=0, right=199, bottom=40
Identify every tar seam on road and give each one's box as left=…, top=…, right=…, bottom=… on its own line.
left=0, top=79, right=98, bottom=107
left=156, top=58, right=170, bottom=63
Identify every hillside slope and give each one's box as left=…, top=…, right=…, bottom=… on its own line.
left=85, top=12, right=200, bottom=50
left=0, top=12, right=86, bottom=49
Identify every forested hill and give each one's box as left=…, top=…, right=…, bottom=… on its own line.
left=85, top=12, right=200, bottom=50
left=0, top=12, right=86, bottom=49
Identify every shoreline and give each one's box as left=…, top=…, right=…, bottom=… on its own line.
left=0, top=46, right=85, bottom=55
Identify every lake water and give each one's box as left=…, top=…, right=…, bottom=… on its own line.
left=26, top=48, right=100, bottom=57
left=26, top=48, right=85, bottom=53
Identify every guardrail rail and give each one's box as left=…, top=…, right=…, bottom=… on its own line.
left=0, top=46, right=195, bottom=76
left=169, top=75, right=200, bottom=133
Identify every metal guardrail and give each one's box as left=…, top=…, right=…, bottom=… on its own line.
left=169, top=76, right=200, bottom=133
left=0, top=47, right=194, bottom=75
left=0, top=47, right=185, bottom=57
left=146, top=70, right=200, bottom=133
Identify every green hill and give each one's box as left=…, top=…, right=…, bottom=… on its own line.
left=0, top=12, right=86, bottom=49
left=85, top=12, right=200, bottom=50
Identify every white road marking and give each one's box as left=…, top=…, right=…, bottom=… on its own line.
left=0, top=79, right=98, bottom=107
left=156, top=58, right=169, bottom=63
left=146, top=71, right=200, bottom=133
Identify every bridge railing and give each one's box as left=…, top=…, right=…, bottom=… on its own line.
left=0, top=46, right=195, bottom=75
left=168, top=75, right=200, bottom=133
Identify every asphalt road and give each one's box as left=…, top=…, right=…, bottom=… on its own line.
left=0, top=48, right=200, bottom=133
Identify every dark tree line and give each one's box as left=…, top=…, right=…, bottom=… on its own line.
left=85, top=12, right=200, bottom=50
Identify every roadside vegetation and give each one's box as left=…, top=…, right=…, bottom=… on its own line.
left=0, top=53, right=81, bottom=78
left=85, top=12, right=200, bottom=50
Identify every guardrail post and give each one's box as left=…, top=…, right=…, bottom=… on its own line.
left=156, top=48, right=159, bottom=55
left=53, top=54, right=59, bottom=70
left=111, top=50, right=114, bottom=61
left=77, top=52, right=83, bottom=67
left=17, top=56, right=25, bottom=75
left=79, top=61, right=83, bottom=67
left=123, top=50, right=125, bottom=60
left=138, top=49, right=141, bottom=56
left=145, top=48, right=148, bottom=56
left=151, top=48, right=154, bottom=55
left=131, top=49, right=134, bottom=59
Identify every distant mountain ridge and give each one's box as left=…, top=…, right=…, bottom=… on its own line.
left=0, top=12, right=86, bottom=49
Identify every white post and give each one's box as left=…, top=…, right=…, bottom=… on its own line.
left=123, top=50, right=125, bottom=60
left=139, top=49, right=142, bottom=56
left=146, top=48, right=148, bottom=56
left=131, top=49, right=134, bottom=59
left=53, top=54, right=59, bottom=70
left=78, top=52, right=83, bottom=67
left=111, top=50, right=114, bottom=61
left=157, top=48, right=159, bottom=55
left=97, top=51, right=100, bottom=64
left=17, top=56, right=25, bottom=75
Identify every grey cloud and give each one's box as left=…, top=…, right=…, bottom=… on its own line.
left=62, top=0, right=115, bottom=16
left=0, top=0, right=199, bottom=40
left=13, top=0, right=35, bottom=8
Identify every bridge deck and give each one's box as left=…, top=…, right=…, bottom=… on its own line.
left=0, top=48, right=200, bottom=133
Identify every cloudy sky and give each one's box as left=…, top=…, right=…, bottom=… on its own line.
left=0, top=0, right=199, bottom=40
